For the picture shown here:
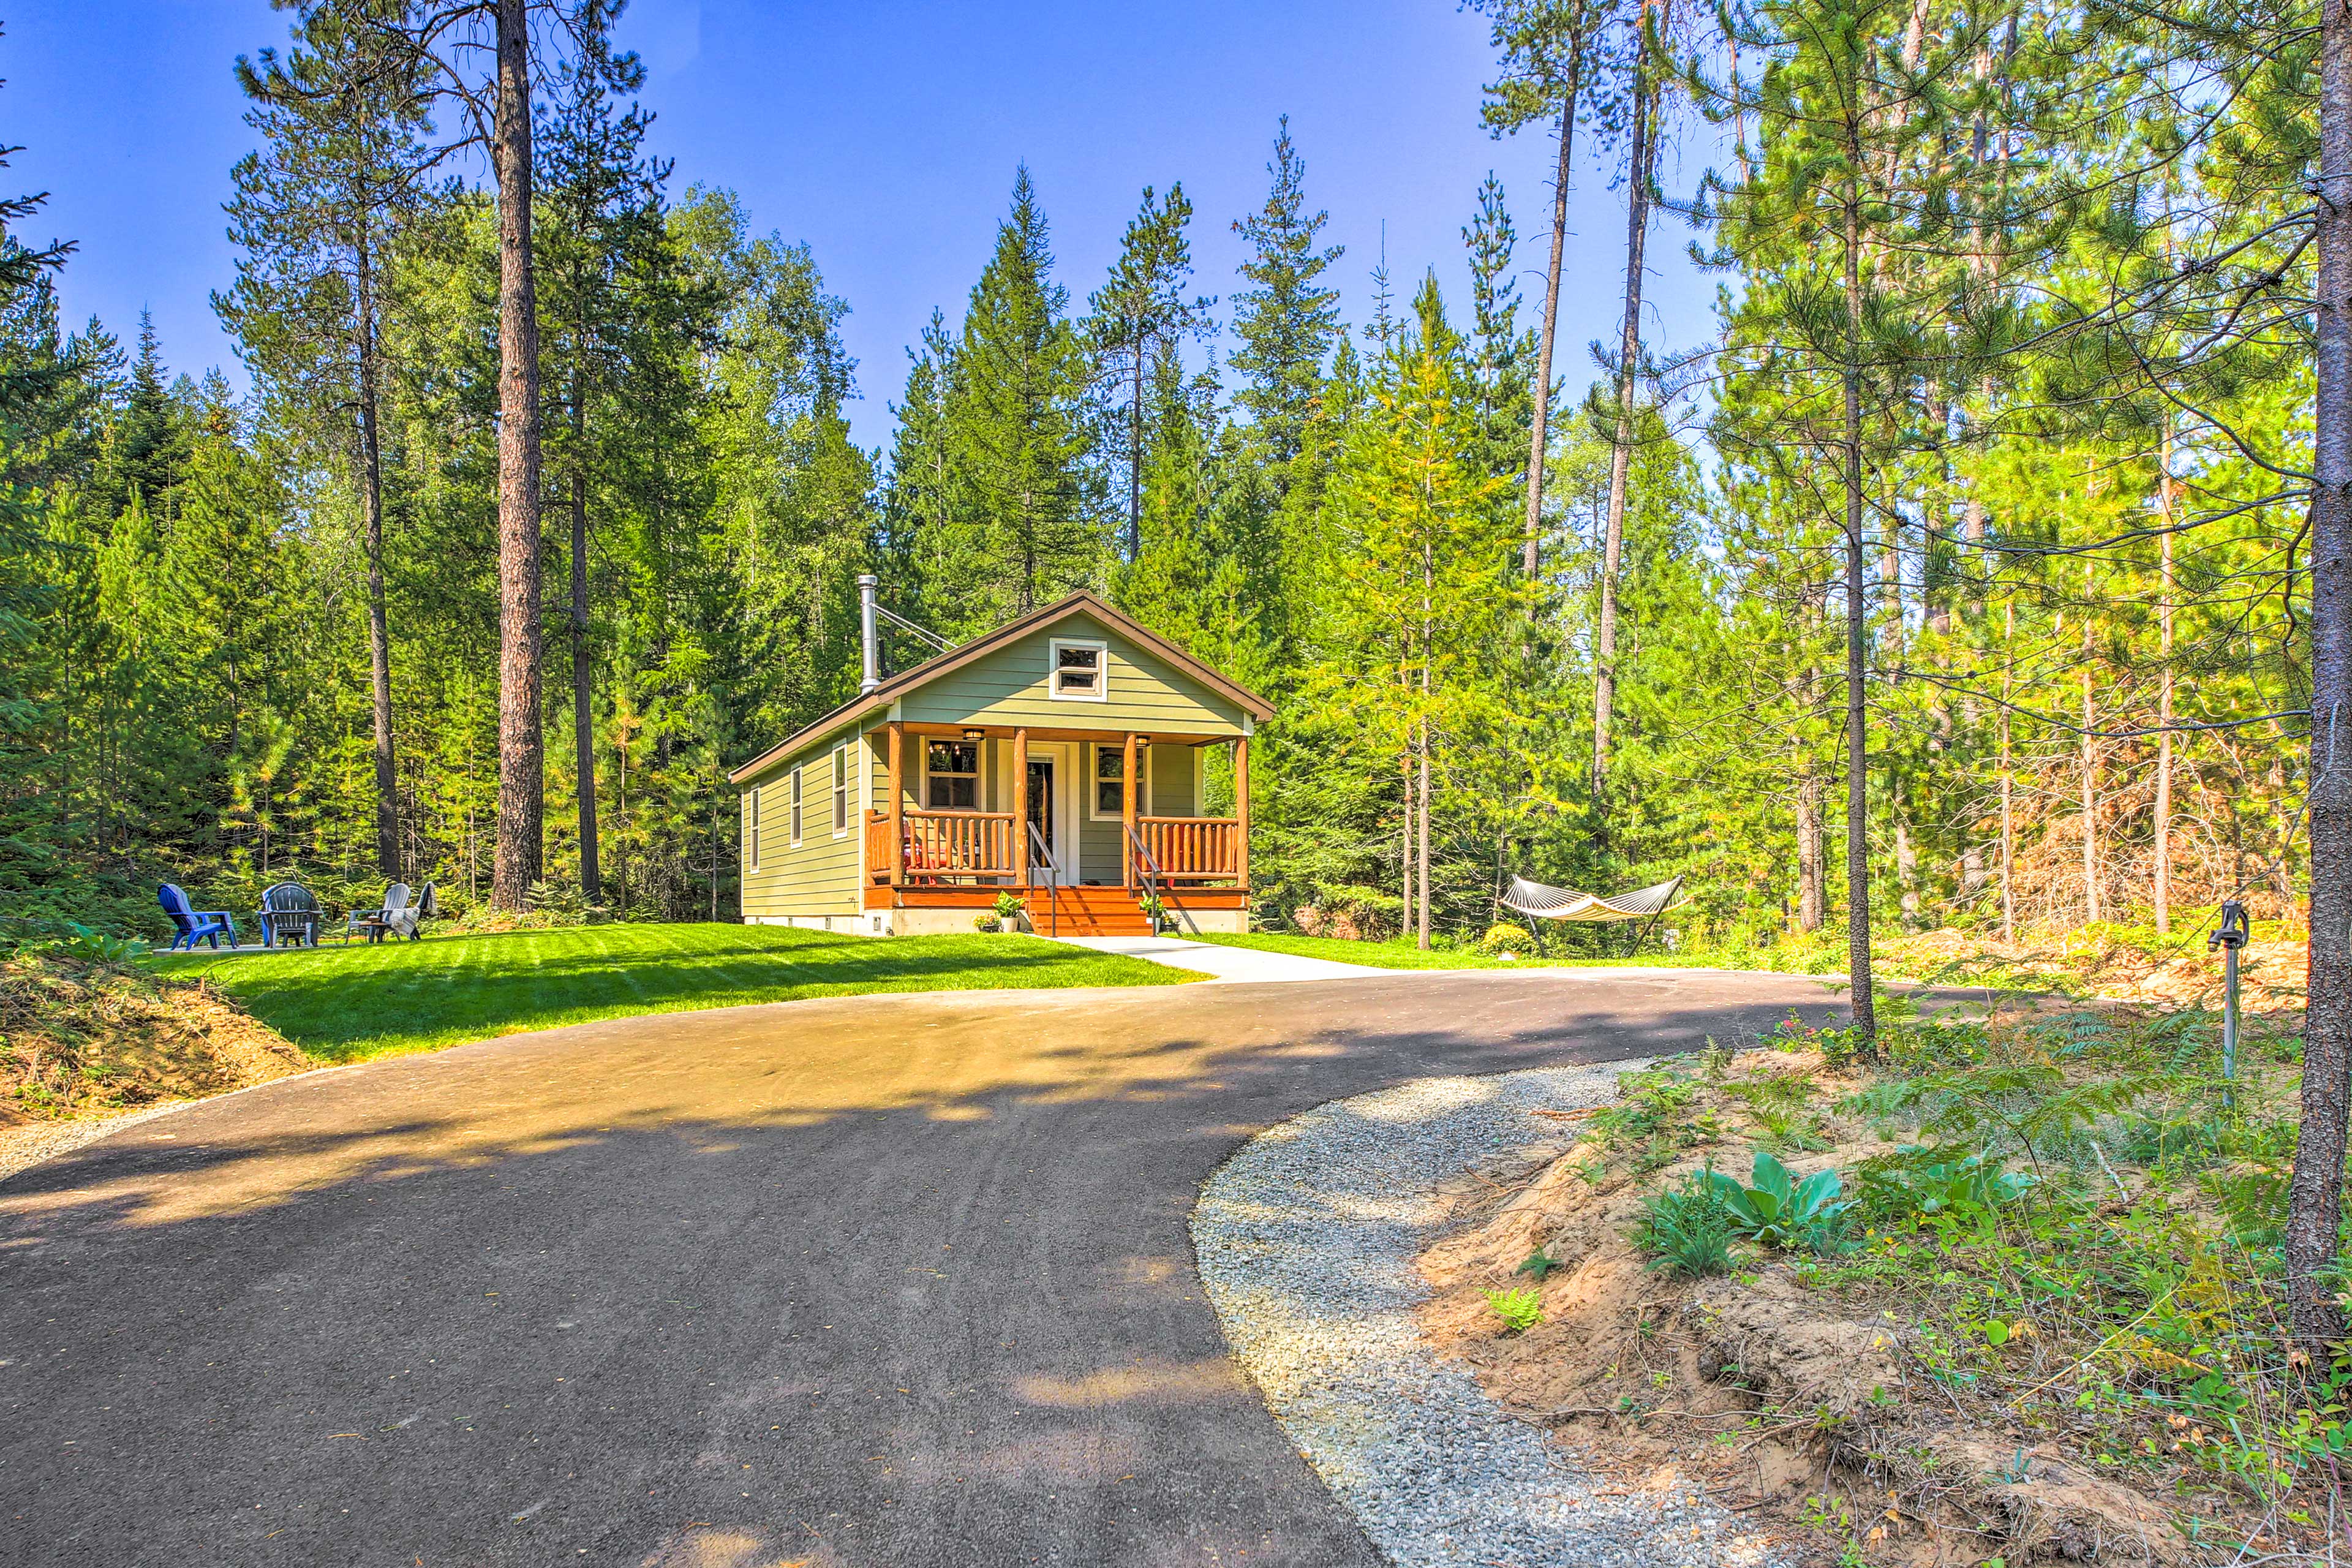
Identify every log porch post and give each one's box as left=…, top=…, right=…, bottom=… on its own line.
left=1012, top=727, right=1030, bottom=887
left=1122, top=732, right=1140, bottom=888
left=1234, top=734, right=1251, bottom=889
left=885, top=720, right=903, bottom=888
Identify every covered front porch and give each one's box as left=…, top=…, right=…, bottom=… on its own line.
left=862, top=721, right=1250, bottom=932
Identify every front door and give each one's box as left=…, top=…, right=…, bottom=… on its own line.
left=1025, top=758, right=1056, bottom=875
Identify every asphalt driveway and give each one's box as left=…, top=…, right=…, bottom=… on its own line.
left=0, top=968, right=1844, bottom=1566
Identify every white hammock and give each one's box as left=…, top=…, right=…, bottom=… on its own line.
left=1501, top=874, right=1687, bottom=924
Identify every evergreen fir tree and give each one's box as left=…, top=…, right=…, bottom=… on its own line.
left=929, top=166, right=1102, bottom=635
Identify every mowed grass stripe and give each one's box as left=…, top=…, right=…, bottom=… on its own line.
left=153, top=922, right=1194, bottom=1063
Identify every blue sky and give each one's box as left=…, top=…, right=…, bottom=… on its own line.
left=7, top=0, right=1721, bottom=451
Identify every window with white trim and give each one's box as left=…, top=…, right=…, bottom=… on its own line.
left=1049, top=638, right=1107, bottom=701
left=831, top=746, right=850, bottom=836
left=1089, top=743, right=1150, bottom=820
left=790, top=769, right=804, bottom=847
left=924, top=740, right=980, bottom=809
left=743, top=789, right=760, bottom=870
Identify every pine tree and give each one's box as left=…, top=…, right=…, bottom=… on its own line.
left=929, top=166, right=1101, bottom=633
left=222, top=1, right=435, bottom=877
left=1087, top=184, right=1210, bottom=563
left=1227, top=117, right=1342, bottom=484
left=1469, top=0, right=1609, bottom=575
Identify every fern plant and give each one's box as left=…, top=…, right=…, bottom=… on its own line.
left=1486, top=1286, right=1545, bottom=1333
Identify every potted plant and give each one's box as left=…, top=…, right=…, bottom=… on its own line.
left=1138, top=892, right=1167, bottom=934
left=992, top=891, right=1027, bottom=933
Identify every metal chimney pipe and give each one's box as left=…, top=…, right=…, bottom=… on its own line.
left=858, top=574, right=881, bottom=693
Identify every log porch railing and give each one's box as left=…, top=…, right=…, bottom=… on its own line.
left=867, top=808, right=1245, bottom=886
left=869, top=808, right=1017, bottom=883
left=1136, top=816, right=1241, bottom=883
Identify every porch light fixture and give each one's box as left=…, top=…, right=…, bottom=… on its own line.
left=961, top=728, right=984, bottom=742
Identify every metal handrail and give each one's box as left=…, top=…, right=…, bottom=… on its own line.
left=1027, top=822, right=1058, bottom=938
left=1125, top=826, right=1199, bottom=937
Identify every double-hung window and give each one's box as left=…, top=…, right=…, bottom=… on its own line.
left=1090, top=744, right=1147, bottom=820
left=925, top=741, right=979, bottom=809
left=743, top=789, right=761, bottom=870
left=790, top=769, right=804, bottom=848
left=832, top=747, right=850, bottom=836
left=1049, top=639, right=1106, bottom=701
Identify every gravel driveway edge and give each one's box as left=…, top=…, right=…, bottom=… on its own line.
left=1191, top=1065, right=1792, bottom=1568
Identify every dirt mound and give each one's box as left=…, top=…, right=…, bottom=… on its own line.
left=1415, top=1047, right=2266, bottom=1566
left=0, top=953, right=314, bottom=1127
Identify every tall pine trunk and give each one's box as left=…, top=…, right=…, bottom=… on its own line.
left=2000, top=597, right=2016, bottom=943
left=355, top=228, right=398, bottom=878
left=1841, top=158, right=1877, bottom=1044
left=491, top=0, right=545, bottom=911
left=1593, top=26, right=1656, bottom=793
left=2290, top=0, right=2352, bottom=1348
left=1128, top=345, right=1145, bottom=562
left=570, top=363, right=598, bottom=903
left=1522, top=61, right=1583, bottom=576
left=2155, top=439, right=2177, bottom=934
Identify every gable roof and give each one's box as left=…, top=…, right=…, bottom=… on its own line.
left=726, top=590, right=1273, bottom=785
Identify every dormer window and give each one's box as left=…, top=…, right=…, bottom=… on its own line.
left=1050, top=638, right=1106, bottom=701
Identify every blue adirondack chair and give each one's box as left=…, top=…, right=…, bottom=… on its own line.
left=159, top=884, right=239, bottom=951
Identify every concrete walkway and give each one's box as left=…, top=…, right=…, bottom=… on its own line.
left=1052, top=932, right=1392, bottom=982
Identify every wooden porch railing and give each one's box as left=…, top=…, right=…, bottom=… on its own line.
left=1137, top=816, right=1242, bottom=883
left=869, top=808, right=1017, bottom=883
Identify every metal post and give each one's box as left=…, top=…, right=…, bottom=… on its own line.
left=2209, top=899, right=2250, bottom=1096
left=858, top=573, right=881, bottom=693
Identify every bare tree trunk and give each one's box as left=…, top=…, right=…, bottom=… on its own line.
left=1400, top=751, right=1414, bottom=938
left=2081, top=607, right=2100, bottom=924
left=491, top=0, right=544, bottom=912
left=2291, top=0, right=2352, bottom=1349
left=2000, top=596, right=2016, bottom=943
left=1128, top=343, right=1145, bottom=562
left=355, top=228, right=398, bottom=877
left=1593, top=21, right=1656, bottom=791
left=1522, top=61, right=1583, bottom=577
left=2155, top=441, right=2177, bottom=935
left=1417, top=715, right=1432, bottom=948
left=1797, top=750, right=1824, bottom=930
left=570, top=363, right=598, bottom=903
left=1842, top=174, right=1877, bottom=1043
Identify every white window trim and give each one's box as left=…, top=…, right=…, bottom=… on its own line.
left=743, top=788, right=761, bottom=871
left=921, top=737, right=982, bottom=811
left=1087, top=741, right=1152, bottom=822
left=831, top=745, right=850, bottom=837
left=790, top=768, right=804, bottom=848
left=1048, top=637, right=1109, bottom=702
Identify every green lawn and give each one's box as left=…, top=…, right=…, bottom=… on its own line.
left=151, top=923, right=1195, bottom=1063
left=1185, top=930, right=1731, bottom=970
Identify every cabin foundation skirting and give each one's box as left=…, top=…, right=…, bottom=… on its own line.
left=744, top=914, right=873, bottom=935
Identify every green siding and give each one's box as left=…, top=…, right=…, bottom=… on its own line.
left=895, top=611, right=1247, bottom=735
left=740, top=728, right=863, bottom=918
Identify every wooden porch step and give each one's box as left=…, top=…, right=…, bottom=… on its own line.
left=1033, top=885, right=1153, bottom=937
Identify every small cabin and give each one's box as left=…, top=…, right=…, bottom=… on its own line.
left=728, top=591, right=1270, bottom=937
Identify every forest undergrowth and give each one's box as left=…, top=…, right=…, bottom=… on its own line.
left=1420, top=997, right=2346, bottom=1565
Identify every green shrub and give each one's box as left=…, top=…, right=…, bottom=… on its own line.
left=1639, top=1172, right=1737, bottom=1277
left=1486, top=1285, right=1545, bottom=1333
left=1479, top=921, right=1533, bottom=957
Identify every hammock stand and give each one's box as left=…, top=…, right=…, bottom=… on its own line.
left=1500, top=874, right=1689, bottom=956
